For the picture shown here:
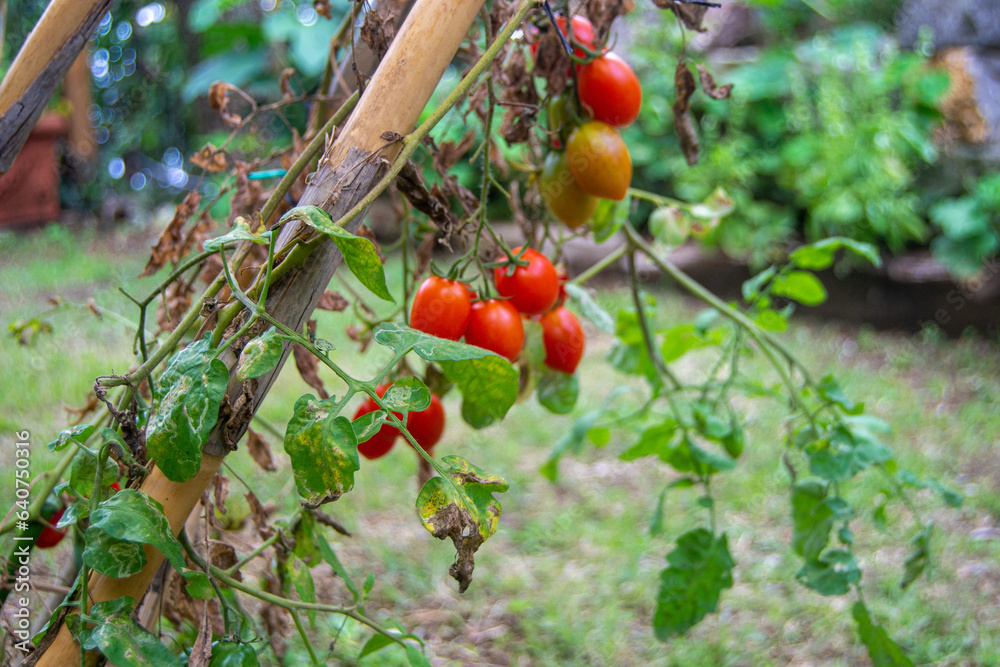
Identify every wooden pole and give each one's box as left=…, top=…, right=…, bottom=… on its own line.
left=32, top=0, right=488, bottom=662
left=0, top=0, right=112, bottom=172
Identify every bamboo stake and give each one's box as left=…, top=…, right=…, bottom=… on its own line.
left=0, top=0, right=112, bottom=171
left=33, top=0, right=488, bottom=662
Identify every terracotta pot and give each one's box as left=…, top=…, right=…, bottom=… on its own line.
left=0, top=112, right=69, bottom=229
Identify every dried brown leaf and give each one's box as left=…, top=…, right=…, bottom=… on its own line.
left=654, top=0, right=710, bottom=31
left=208, top=81, right=245, bottom=126
left=673, top=61, right=700, bottom=166
left=316, top=290, right=349, bottom=312
left=65, top=393, right=100, bottom=424
left=496, top=49, right=539, bottom=145
left=209, top=541, right=241, bottom=580
left=141, top=191, right=201, bottom=277
left=246, top=428, right=278, bottom=472
left=212, top=473, right=229, bottom=515
left=190, top=144, right=227, bottom=173
left=697, top=64, right=733, bottom=100
left=360, top=7, right=396, bottom=62
left=279, top=68, right=296, bottom=101
left=396, top=161, right=458, bottom=232
left=312, top=510, right=352, bottom=537
left=314, top=0, right=332, bottom=19
left=293, top=343, right=329, bottom=399
left=245, top=490, right=275, bottom=540
left=230, top=161, right=265, bottom=221
left=156, top=280, right=195, bottom=334
left=188, top=600, right=213, bottom=667
left=433, top=132, right=477, bottom=172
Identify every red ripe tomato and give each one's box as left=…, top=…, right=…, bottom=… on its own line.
left=410, top=276, right=472, bottom=340
left=539, top=307, right=585, bottom=374
left=539, top=152, right=599, bottom=229
left=554, top=264, right=569, bottom=309
left=566, top=121, right=632, bottom=201
left=110, top=481, right=122, bottom=493
left=353, top=384, right=401, bottom=460
left=530, top=15, right=595, bottom=58
left=578, top=52, right=642, bottom=127
left=36, top=508, right=67, bottom=549
left=465, top=299, right=525, bottom=362
left=493, top=247, right=560, bottom=315
left=406, top=394, right=445, bottom=452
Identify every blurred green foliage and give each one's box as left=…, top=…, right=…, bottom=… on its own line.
left=626, top=18, right=953, bottom=269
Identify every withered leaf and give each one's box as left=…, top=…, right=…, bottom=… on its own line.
left=246, top=428, right=278, bottom=472
left=209, top=541, right=241, bottom=580
left=655, top=0, right=711, bottom=31
left=208, top=81, right=245, bottom=126
left=293, top=344, right=329, bottom=399
left=230, top=161, right=265, bottom=221
left=156, top=280, right=194, bottom=333
left=141, top=191, right=201, bottom=277
left=359, top=6, right=395, bottom=62
left=188, top=600, right=213, bottom=667
left=212, top=473, right=230, bottom=514
left=311, top=510, right=352, bottom=537
left=314, top=0, right=332, bottom=19
left=190, top=144, right=227, bottom=173
left=587, top=0, right=628, bottom=40
left=396, top=161, right=458, bottom=231
left=673, top=61, right=700, bottom=166
left=279, top=68, right=297, bottom=101
left=697, top=64, right=733, bottom=100
left=433, top=132, right=477, bottom=172
left=245, top=490, right=275, bottom=540
left=316, top=290, right=349, bottom=312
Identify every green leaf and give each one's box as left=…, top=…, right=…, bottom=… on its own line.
left=929, top=196, right=988, bottom=241
left=565, top=284, right=615, bottom=333
left=795, top=548, right=861, bottom=595
left=789, top=237, right=882, bottom=270
left=57, top=500, right=90, bottom=528
left=183, top=570, right=214, bottom=599
left=806, top=420, right=893, bottom=482
left=416, top=456, right=508, bottom=592
left=280, top=205, right=393, bottom=302
left=688, top=187, right=734, bottom=219
left=313, top=528, right=359, bottom=602
left=817, top=374, right=863, bottom=414
left=372, top=324, right=518, bottom=428
left=359, top=633, right=395, bottom=658
left=283, top=395, right=360, bottom=508
left=145, top=339, right=230, bottom=482
left=654, top=529, right=735, bottom=639
left=351, top=410, right=387, bottom=444
left=650, top=487, right=668, bottom=537
left=660, top=324, right=707, bottom=362
left=82, top=527, right=147, bottom=577
left=771, top=270, right=827, bottom=306
left=290, top=556, right=317, bottom=627
left=790, top=479, right=834, bottom=560
left=590, top=196, right=629, bottom=243
left=741, top=266, right=776, bottom=302
left=901, top=525, right=932, bottom=589
left=649, top=206, right=692, bottom=245
left=69, top=453, right=119, bottom=498
left=688, top=440, right=736, bottom=474
left=87, top=489, right=187, bottom=572
left=620, top=420, right=678, bottom=462
left=852, top=600, right=915, bottom=666
left=47, top=424, right=95, bottom=452
left=537, top=370, right=579, bottom=414
left=237, top=327, right=284, bottom=381
left=383, top=377, right=430, bottom=413
left=541, top=409, right=604, bottom=481
left=405, top=643, right=433, bottom=667
left=78, top=597, right=181, bottom=666
left=203, top=216, right=268, bottom=252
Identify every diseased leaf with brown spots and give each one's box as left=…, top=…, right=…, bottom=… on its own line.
left=316, top=290, right=349, bottom=312
left=697, top=64, right=733, bottom=100
left=247, top=428, right=278, bottom=472
left=141, top=191, right=201, bottom=277
left=673, top=61, right=700, bottom=166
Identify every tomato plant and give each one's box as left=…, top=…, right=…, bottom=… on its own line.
left=465, top=299, right=525, bottom=361
left=539, top=306, right=585, bottom=374
left=578, top=52, right=642, bottom=128
left=538, top=151, right=599, bottom=228
left=352, top=385, right=400, bottom=460
left=410, top=276, right=472, bottom=340
left=407, top=393, right=445, bottom=451
left=566, top=120, right=632, bottom=201
left=494, top=247, right=560, bottom=315
left=35, top=507, right=66, bottom=549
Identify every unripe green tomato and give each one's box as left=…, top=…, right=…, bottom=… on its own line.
left=209, top=640, right=260, bottom=667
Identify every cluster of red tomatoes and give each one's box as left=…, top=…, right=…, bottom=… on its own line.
left=353, top=247, right=587, bottom=459
left=532, top=15, right=641, bottom=228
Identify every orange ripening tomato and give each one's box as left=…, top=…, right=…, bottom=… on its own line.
left=353, top=384, right=401, bottom=460
left=465, top=299, right=525, bottom=362
left=539, top=151, right=600, bottom=229
left=566, top=121, right=632, bottom=201
left=410, top=276, right=472, bottom=340
left=578, top=52, right=642, bottom=127
left=494, top=247, right=560, bottom=315
left=539, top=306, right=586, bottom=374
left=406, top=393, right=445, bottom=452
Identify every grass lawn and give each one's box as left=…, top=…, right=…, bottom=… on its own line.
left=1, top=223, right=998, bottom=666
